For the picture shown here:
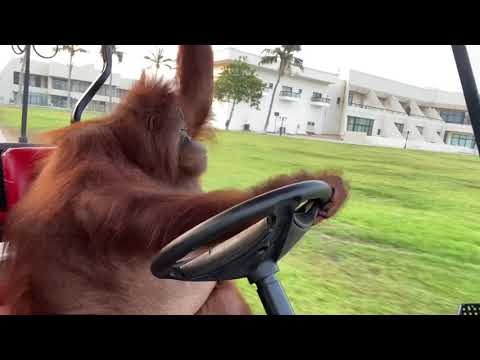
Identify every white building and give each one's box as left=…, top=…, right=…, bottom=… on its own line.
left=0, top=58, right=136, bottom=112
left=213, top=48, right=477, bottom=155
left=213, top=48, right=344, bottom=136
left=344, top=70, right=476, bottom=155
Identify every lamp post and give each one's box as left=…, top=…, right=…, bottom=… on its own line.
left=404, top=130, right=410, bottom=149
left=11, top=45, right=60, bottom=143
left=273, top=112, right=280, bottom=134
left=18, top=45, right=31, bottom=144
left=280, top=116, right=287, bottom=136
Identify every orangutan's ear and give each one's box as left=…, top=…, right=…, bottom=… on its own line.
left=175, top=45, right=214, bottom=136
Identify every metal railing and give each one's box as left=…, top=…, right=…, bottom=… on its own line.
left=349, top=102, right=443, bottom=121
left=279, top=91, right=301, bottom=98
left=350, top=102, right=405, bottom=115
left=311, top=96, right=331, bottom=104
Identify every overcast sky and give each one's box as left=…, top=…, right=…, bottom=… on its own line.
left=1, top=45, right=479, bottom=93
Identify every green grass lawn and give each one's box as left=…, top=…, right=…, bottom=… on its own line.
left=1, top=106, right=480, bottom=314
left=0, top=106, right=102, bottom=140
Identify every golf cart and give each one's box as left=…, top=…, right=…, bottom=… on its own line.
left=0, top=45, right=478, bottom=315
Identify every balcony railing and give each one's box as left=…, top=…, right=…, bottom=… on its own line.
left=349, top=102, right=442, bottom=122
left=279, top=91, right=301, bottom=98
left=311, top=96, right=331, bottom=104
left=350, top=102, right=405, bottom=115
left=411, top=114, right=444, bottom=121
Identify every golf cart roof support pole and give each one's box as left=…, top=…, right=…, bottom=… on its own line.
left=71, top=45, right=113, bottom=123
left=19, top=45, right=31, bottom=144
left=452, top=45, right=480, bottom=155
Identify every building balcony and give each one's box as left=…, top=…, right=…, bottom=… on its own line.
left=349, top=102, right=406, bottom=115
left=444, top=122, right=474, bottom=134
left=279, top=91, right=301, bottom=101
left=310, top=96, right=331, bottom=107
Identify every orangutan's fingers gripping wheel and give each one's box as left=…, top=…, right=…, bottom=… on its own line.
left=151, top=180, right=334, bottom=315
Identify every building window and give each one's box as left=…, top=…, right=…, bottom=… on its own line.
left=52, top=77, right=68, bottom=91
left=440, top=110, right=466, bottom=124
left=86, top=100, right=107, bottom=113
left=280, top=86, right=300, bottom=98
left=28, top=93, right=48, bottom=106
left=436, top=131, right=441, bottom=137
left=14, top=91, right=47, bottom=106
left=71, top=80, right=92, bottom=93
left=50, top=95, right=68, bottom=108
left=97, top=101, right=106, bottom=112
left=348, top=92, right=353, bottom=105
left=94, top=85, right=114, bottom=97
left=117, top=88, right=129, bottom=98
left=450, top=133, right=475, bottom=148
left=311, top=92, right=325, bottom=102
left=13, top=72, right=47, bottom=88
left=347, top=116, right=374, bottom=136
left=377, top=129, right=381, bottom=136
left=307, top=121, right=315, bottom=127
left=30, top=75, right=40, bottom=88
left=394, top=122, right=404, bottom=134
left=281, top=86, right=292, bottom=94
left=416, top=126, right=424, bottom=135
left=337, top=97, right=341, bottom=104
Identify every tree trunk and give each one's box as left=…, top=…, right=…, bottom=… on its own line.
left=225, top=100, right=236, bottom=130
left=264, top=75, right=281, bottom=132
left=155, top=65, right=159, bottom=79
left=109, top=74, right=113, bottom=113
left=67, top=54, right=73, bottom=109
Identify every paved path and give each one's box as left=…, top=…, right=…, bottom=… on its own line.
left=0, top=129, right=7, bottom=143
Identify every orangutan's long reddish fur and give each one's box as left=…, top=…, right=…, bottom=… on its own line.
left=0, top=45, right=348, bottom=314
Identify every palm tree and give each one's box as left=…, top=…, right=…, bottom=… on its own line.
left=144, top=47, right=175, bottom=79
left=58, top=45, right=88, bottom=109
left=259, top=45, right=304, bottom=132
left=104, top=45, right=124, bottom=112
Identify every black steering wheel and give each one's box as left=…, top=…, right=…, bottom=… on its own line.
left=151, top=180, right=333, bottom=315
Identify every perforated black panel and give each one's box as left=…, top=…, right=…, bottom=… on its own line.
left=458, top=304, right=480, bottom=315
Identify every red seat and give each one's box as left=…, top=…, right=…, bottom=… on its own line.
left=0, top=146, right=55, bottom=226
left=0, top=146, right=55, bottom=313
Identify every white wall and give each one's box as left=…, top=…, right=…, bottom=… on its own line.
left=212, top=61, right=342, bottom=136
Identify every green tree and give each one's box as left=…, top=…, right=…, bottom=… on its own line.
left=214, top=56, right=264, bottom=130
left=144, top=47, right=175, bottom=79
left=58, top=45, right=88, bottom=109
left=259, top=45, right=304, bottom=132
